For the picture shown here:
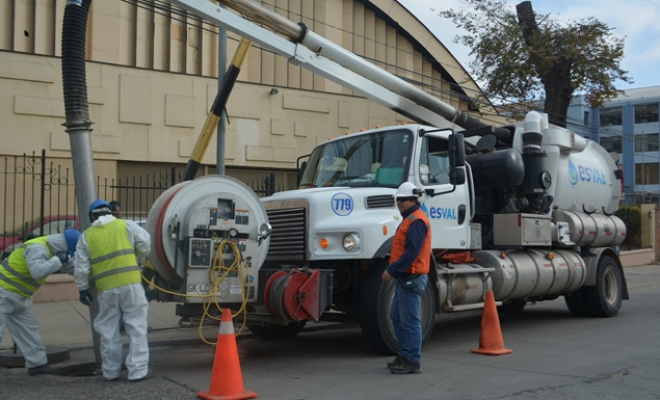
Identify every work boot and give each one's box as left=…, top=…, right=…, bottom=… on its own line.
left=27, top=364, right=57, bottom=376
left=129, top=370, right=152, bottom=382
left=387, top=355, right=405, bottom=369
left=390, top=358, right=421, bottom=374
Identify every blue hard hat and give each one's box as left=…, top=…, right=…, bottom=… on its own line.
left=88, top=199, right=112, bottom=222
left=63, top=229, right=81, bottom=257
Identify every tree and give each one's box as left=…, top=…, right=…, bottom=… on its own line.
left=438, top=0, right=632, bottom=127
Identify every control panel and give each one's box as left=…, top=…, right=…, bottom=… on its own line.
left=188, top=238, right=213, bottom=268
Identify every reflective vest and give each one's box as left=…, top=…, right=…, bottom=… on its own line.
left=85, top=219, right=141, bottom=292
left=389, top=208, right=431, bottom=274
left=0, top=236, right=52, bottom=297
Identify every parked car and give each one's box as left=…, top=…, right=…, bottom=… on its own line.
left=1, top=215, right=81, bottom=253
left=0, top=214, right=148, bottom=260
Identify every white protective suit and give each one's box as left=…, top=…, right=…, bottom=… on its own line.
left=74, top=215, right=151, bottom=381
left=0, top=233, right=75, bottom=368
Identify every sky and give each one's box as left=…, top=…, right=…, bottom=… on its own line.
left=397, top=0, right=660, bottom=91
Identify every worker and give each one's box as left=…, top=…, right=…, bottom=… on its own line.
left=381, top=182, right=431, bottom=374
left=74, top=199, right=152, bottom=382
left=109, top=200, right=122, bottom=218
left=0, top=229, right=81, bottom=375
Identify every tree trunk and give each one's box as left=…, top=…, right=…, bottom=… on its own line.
left=516, top=1, right=574, bottom=128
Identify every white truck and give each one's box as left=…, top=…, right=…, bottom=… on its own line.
left=146, top=0, right=628, bottom=354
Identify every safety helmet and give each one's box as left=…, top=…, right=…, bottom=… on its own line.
left=88, top=199, right=112, bottom=222
left=395, top=182, right=421, bottom=199
left=63, top=229, right=81, bottom=257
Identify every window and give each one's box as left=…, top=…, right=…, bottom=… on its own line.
left=298, top=129, right=413, bottom=188
left=583, top=111, right=590, bottom=126
left=419, top=136, right=450, bottom=185
left=634, top=104, right=659, bottom=124
left=599, top=107, right=623, bottom=126
left=600, top=136, right=622, bottom=153
left=635, top=163, right=659, bottom=185
left=634, top=133, right=660, bottom=152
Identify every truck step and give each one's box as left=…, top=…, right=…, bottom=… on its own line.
left=438, top=268, right=495, bottom=275
left=443, top=301, right=501, bottom=312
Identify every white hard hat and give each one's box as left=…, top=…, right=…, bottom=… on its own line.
left=395, top=182, right=421, bottom=198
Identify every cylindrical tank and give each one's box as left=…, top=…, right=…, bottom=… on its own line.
left=553, top=210, right=627, bottom=247
left=552, top=139, right=621, bottom=214
left=472, top=249, right=586, bottom=301
left=466, top=148, right=525, bottom=190
left=436, top=264, right=493, bottom=307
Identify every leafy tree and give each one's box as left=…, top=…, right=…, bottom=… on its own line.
left=437, top=0, right=632, bottom=127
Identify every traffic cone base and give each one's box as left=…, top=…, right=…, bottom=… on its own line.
left=197, top=309, right=258, bottom=400
left=197, top=389, right=257, bottom=400
left=471, top=290, right=513, bottom=356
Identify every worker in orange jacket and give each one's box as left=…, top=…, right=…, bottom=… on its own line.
left=382, top=182, right=431, bottom=374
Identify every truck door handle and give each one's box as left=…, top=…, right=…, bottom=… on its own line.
left=458, top=205, right=466, bottom=225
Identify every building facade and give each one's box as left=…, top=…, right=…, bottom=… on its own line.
left=0, top=0, right=499, bottom=226
left=568, top=87, right=660, bottom=204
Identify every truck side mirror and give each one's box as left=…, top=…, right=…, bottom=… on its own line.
left=449, top=133, right=466, bottom=185
left=297, top=161, right=308, bottom=186
left=449, top=133, right=465, bottom=167
left=450, top=168, right=466, bottom=186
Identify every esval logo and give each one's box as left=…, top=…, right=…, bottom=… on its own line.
left=568, top=160, right=579, bottom=186
left=421, top=203, right=457, bottom=220
left=568, top=160, right=607, bottom=186
left=331, top=192, right=353, bottom=216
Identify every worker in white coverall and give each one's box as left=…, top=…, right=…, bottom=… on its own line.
left=74, top=199, right=152, bottom=382
left=0, top=229, right=81, bottom=375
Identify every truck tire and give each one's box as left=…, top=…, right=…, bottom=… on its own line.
left=583, top=256, right=623, bottom=317
left=246, top=321, right=307, bottom=340
left=564, top=289, right=589, bottom=317
left=358, top=262, right=435, bottom=355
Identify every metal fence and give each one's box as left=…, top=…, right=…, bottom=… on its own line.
left=1, top=150, right=292, bottom=251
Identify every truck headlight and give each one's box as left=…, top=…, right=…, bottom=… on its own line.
left=342, top=234, right=356, bottom=251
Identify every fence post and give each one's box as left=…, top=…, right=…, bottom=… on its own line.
left=269, top=172, right=276, bottom=196
left=39, top=150, right=46, bottom=237
left=171, top=165, right=176, bottom=187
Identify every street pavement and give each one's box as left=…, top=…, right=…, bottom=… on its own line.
left=1, top=263, right=659, bottom=400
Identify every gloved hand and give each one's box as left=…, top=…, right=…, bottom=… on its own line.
left=56, top=251, right=69, bottom=264
left=79, top=289, right=94, bottom=306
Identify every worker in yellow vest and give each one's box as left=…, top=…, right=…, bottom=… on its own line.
left=74, top=199, right=152, bottom=382
left=0, top=229, right=81, bottom=375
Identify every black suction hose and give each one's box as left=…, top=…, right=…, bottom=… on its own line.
left=62, top=0, right=93, bottom=131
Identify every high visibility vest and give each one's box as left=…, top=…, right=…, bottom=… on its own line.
left=389, top=208, right=432, bottom=274
left=85, top=219, right=141, bottom=292
left=0, top=236, right=52, bottom=297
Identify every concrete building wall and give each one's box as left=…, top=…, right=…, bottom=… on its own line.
left=0, top=0, right=503, bottom=222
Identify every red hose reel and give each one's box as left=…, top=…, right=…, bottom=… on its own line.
left=264, top=268, right=322, bottom=322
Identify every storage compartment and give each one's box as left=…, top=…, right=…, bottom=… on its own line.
left=493, top=213, right=552, bottom=246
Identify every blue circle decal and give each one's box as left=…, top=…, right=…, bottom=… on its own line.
left=568, top=160, right=578, bottom=186
left=331, top=193, right=353, bottom=216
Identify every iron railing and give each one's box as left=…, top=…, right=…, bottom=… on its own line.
left=1, top=150, right=289, bottom=251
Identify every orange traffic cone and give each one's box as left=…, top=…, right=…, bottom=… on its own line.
left=471, top=290, right=513, bottom=356
left=197, top=308, right=257, bottom=400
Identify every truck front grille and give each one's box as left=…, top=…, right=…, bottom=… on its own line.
left=265, top=207, right=306, bottom=261
left=366, top=195, right=395, bottom=209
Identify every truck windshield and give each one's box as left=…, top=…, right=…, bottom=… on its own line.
left=299, top=129, right=413, bottom=188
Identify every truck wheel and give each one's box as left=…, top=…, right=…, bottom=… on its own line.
left=246, top=321, right=307, bottom=340
left=583, top=256, right=623, bottom=317
left=358, top=263, right=436, bottom=355
left=564, top=289, right=589, bottom=317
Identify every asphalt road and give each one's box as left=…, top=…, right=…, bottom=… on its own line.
left=2, top=264, right=659, bottom=400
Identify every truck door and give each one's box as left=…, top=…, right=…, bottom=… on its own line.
left=417, top=133, right=470, bottom=249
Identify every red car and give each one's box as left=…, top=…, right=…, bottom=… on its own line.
left=0, top=215, right=80, bottom=253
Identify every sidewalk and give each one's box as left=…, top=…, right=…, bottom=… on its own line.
left=1, top=300, right=220, bottom=352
